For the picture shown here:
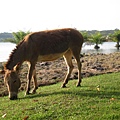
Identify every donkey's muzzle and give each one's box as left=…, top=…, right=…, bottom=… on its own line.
left=9, top=92, right=18, bottom=100
left=10, top=95, right=18, bottom=100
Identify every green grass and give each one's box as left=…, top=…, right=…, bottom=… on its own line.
left=0, top=72, right=120, bottom=120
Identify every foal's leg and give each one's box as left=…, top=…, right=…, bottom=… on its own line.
left=31, top=69, right=38, bottom=94
left=72, top=51, right=82, bottom=87
left=25, top=62, right=35, bottom=95
left=61, top=50, right=74, bottom=88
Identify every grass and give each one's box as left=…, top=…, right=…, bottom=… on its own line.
left=0, top=72, right=120, bottom=120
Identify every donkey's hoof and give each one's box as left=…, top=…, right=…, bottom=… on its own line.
left=36, top=87, right=38, bottom=90
left=24, top=92, right=30, bottom=96
left=31, top=89, right=36, bottom=94
left=61, top=84, right=67, bottom=88
left=76, top=84, right=81, bottom=87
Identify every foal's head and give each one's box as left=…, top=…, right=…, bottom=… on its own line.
left=4, top=70, right=21, bottom=100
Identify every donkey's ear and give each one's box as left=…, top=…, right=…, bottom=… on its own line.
left=13, top=63, right=21, bottom=73
left=0, top=70, right=5, bottom=74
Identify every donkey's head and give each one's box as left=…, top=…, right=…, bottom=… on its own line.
left=4, top=70, right=21, bottom=100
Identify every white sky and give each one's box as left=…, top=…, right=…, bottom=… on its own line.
left=0, top=0, right=120, bottom=32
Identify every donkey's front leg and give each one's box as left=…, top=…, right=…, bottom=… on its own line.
left=61, top=54, right=74, bottom=88
left=25, top=63, right=35, bottom=96
left=31, top=69, right=38, bottom=94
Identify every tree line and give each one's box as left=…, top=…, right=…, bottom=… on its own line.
left=1, top=29, right=120, bottom=50
left=81, top=30, right=120, bottom=50
left=0, top=32, right=13, bottom=41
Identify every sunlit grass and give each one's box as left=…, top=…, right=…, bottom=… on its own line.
left=0, top=72, right=120, bottom=120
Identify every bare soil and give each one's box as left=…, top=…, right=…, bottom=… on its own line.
left=0, top=52, right=120, bottom=97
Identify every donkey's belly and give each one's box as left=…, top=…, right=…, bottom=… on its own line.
left=37, top=52, right=66, bottom=62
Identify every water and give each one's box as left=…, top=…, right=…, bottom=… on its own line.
left=0, top=42, right=120, bottom=62
left=82, top=42, right=120, bottom=54
left=0, top=42, right=16, bottom=62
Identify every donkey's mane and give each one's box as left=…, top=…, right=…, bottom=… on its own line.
left=4, top=39, right=25, bottom=70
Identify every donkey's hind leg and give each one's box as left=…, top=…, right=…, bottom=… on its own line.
left=31, top=69, right=38, bottom=94
left=61, top=50, right=74, bottom=88
left=72, top=50, right=82, bottom=87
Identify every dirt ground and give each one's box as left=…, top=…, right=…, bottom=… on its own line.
left=0, top=52, right=120, bottom=97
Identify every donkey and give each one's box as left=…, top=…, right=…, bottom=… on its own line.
left=1, top=28, right=84, bottom=100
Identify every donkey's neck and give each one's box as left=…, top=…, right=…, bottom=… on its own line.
left=5, top=41, right=25, bottom=70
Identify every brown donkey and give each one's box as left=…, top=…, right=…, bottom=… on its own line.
left=2, top=28, right=84, bottom=100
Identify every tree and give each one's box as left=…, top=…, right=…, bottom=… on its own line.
left=3, top=30, right=30, bottom=44
left=81, top=31, right=89, bottom=42
left=89, top=32, right=104, bottom=50
left=109, top=30, right=120, bottom=50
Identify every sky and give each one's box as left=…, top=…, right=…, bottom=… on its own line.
left=0, top=0, right=120, bottom=33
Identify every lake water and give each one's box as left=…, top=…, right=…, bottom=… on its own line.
left=82, top=42, right=120, bottom=54
left=0, top=42, right=16, bottom=62
left=0, top=42, right=120, bottom=62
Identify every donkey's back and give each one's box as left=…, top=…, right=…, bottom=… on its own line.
left=25, top=28, right=83, bottom=59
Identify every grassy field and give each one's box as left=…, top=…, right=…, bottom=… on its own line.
left=0, top=72, right=120, bottom=120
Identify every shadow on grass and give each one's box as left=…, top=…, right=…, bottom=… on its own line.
left=20, top=86, right=120, bottom=100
